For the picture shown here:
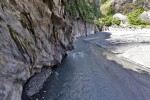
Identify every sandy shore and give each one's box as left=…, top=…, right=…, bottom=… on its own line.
left=104, top=27, right=150, bottom=69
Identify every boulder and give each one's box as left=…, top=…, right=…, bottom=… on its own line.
left=139, top=11, right=150, bottom=22
left=113, top=13, right=129, bottom=27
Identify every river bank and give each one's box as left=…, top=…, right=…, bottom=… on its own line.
left=24, top=33, right=150, bottom=100
left=98, top=28, right=150, bottom=69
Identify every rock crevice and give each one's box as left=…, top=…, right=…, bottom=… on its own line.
left=0, top=0, right=74, bottom=100
left=0, top=0, right=97, bottom=100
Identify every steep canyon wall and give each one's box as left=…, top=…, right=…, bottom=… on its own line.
left=0, top=0, right=97, bottom=100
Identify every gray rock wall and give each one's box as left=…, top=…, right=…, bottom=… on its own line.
left=0, top=0, right=74, bottom=100
left=113, top=0, right=150, bottom=14
left=0, top=0, right=97, bottom=100
left=72, top=20, right=97, bottom=37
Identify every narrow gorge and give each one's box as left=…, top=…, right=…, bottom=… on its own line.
left=1, top=0, right=150, bottom=100
left=0, top=0, right=99, bottom=100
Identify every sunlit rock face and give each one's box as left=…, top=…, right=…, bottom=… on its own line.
left=72, top=20, right=97, bottom=37
left=0, top=0, right=74, bottom=100
left=113, top=0, right=150, bottom=13
left=139, top=11, right=150, bottom=22
left=113, top=13, right=129, bottom=27
left=0, top=0, right=99, bottom=99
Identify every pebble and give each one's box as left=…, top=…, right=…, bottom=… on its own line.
left=43, top=91, right=46, bottom=93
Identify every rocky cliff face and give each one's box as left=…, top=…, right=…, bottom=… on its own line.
left=0, top=0, right=74, bottom=100
left=101, top=0, right=150, bottom=15
left=63, top=0, right=100, bottom=37
left=113, top=0, right=150, bottom=14
left=0, top=0, right=97, bottom=100
left=72, top=20, right=98, bottom=37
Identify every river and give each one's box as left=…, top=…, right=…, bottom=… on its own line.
left=28, top=32, right=150, bottom=100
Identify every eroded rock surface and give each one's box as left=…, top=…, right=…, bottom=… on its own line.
left=101, top=0, right=150, bottom=15
left=113, top=0, right=150, bottom=13
left=72, top=20, right=98, bottom=37
left=0, top=0, right=74, bottom=100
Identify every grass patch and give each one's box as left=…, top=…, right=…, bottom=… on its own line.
left=107, top=5, right=115, bottom=15
left=94, top=15, right=121, bottom=27
left=126, top=8, right=150, bottom=25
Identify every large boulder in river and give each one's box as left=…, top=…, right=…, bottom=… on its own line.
left=113, top=13, right=129, bottom=27
left=139, top=11, right=150, bottom=22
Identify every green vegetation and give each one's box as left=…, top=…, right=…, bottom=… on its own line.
left=107, top=5, right=115, bottom=15
left=101, top=0, right=108, bottom=5
left=63, top=0, right=77, bottom=18
left=124, top=0, right=145, bottom=14
left=113, top=18, right=121, bottom=26
left=126, top=9, right=150, bottom=25
left=96, top=8, right=150, bottom=28
left=63, top=0, right=101, bottom=23
left=43, top=0, right=150, bottom=28
left=97, top=0, right=117, bottom=28
left=94, top=15, right=121, bottom=27
left=100, top=0, right=114, bottom=15
left=95, top=15, right=112, bottom=27
left=98, top=0, right=150, bottom=28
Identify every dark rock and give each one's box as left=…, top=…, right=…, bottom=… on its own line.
left=23, top=68, right=52, bottom=97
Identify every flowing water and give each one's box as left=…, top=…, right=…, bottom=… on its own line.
left=29, top=32, right=150, bottom=100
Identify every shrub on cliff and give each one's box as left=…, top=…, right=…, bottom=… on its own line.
left=101, top=0, right=108, bottom=5
left=107, top=5, right=115, bottom=15
left=126, top=8, right=150, bottom=25
left=94, top=15, right=121, bottom=27
left=63, top=0, right=101, bottom=23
